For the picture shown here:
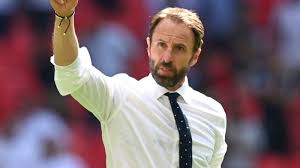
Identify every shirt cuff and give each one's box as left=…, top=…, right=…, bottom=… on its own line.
left=50, top=47, right=92, bottom=96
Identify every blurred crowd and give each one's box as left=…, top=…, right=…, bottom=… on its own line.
left=0, top=0, right=300, bottom=168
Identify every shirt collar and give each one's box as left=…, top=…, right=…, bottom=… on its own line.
left=141, top=73, right=193, bottom=104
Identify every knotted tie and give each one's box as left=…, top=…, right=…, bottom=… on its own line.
left=165, top=92, right=192, bottom=168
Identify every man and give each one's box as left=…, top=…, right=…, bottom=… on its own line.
left=49, top=0, right=227, bottom=167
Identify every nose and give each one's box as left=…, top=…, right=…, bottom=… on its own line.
left=162, top=48, right=173, bottom=63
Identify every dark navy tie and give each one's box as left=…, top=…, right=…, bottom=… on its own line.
left=165, top=92, right=192, bottom=168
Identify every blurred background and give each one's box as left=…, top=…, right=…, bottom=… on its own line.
left=0, top=0, right=300, bottom=167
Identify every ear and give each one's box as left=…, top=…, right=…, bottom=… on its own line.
left=189, top=48, right=201, bottom=67
left=146, top=37, right=151, bottom=57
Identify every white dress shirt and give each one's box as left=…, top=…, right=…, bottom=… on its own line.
left=51, top=47, right=227, bottom=168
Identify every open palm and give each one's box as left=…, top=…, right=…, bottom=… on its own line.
left=49, top=0, right=78, bottom=16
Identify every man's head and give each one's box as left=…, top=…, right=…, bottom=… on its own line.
left=147, top=7, right=205, bottom=91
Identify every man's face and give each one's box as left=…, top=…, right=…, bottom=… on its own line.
left=147, top=18, right=200, bottom=90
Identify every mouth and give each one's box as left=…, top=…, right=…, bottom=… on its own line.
left=158, top=66, right=175, bottom=76
left=160, top=66, right=172, bottom=72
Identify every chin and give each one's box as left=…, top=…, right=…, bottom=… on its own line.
left=154, top=75, right=178, bottom=88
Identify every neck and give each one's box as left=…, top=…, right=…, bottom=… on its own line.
left=166, top=78, right=185, bottom=91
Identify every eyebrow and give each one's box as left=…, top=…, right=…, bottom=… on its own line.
left=157, top=39, right=166, bottom=42
left=156, top=38, right=188, bottom=47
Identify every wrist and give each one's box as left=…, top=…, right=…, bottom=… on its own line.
left=55, top=11, right=75, bottom=35
left=55, top=10, right=75, bottom=19
left=54, top=10, right=75, bottom=18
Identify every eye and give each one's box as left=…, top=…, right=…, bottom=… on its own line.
left=175, top=45, right=186, bottom=52
left=157, top=42, right=167, bottom=48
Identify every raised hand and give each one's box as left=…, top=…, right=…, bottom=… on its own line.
left=49, top=0, right=78, bottom=16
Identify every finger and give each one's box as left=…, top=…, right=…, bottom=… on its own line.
left=54, top=0, right=65, bottom=5
left=64, top=0, right=68, bottom=8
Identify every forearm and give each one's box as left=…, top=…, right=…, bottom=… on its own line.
left=52, top=13, right=79, bottom=66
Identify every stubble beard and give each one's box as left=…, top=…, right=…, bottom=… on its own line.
left=149, top=59, right=189, bottom=89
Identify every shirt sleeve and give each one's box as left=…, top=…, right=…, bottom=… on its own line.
left=209, top=105, right=228, bottom=168
left=50, top=47, right=123, bottom=122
